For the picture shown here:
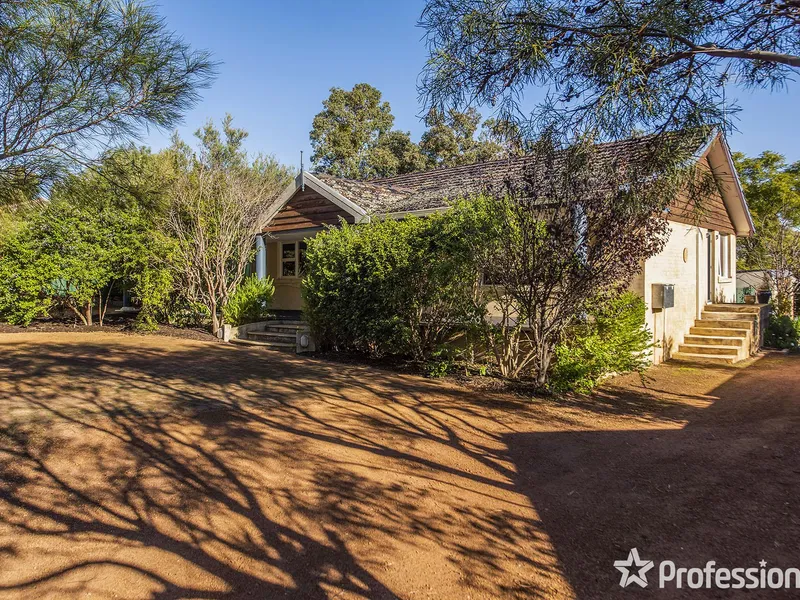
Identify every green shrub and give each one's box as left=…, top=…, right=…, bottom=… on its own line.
left=222, top=276, right=275, bottom=326
left=168, top=301, right=211, bottom=328
left=764, top=314, right=800, bottom=350
left=0, top=230, right=55, bottom=325
left=550, top=292, right=653, bottom=393
left=302, top=217, right=478, bottom=360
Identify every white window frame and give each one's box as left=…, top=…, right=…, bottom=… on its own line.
left=718, top=233, right=732, bottom=281
left=279, top=240, right=307, bottom=279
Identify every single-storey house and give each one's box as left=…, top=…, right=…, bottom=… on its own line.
left=250, top=129, right=760, bottom=364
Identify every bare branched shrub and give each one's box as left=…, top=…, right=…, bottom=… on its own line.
left=452, top=134, right=710, bottom=383
left=166, top=117, right=291, bottom=334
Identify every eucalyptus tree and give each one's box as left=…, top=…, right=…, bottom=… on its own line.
left=310, top=83, right=397, bottom=179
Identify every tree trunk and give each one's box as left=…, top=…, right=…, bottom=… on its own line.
left=84, top=300, right=93, bottom=326
left=210, top=303, right=219, bottom=336
left=536, top=344, right=553, bottom=388
left=98, top=284, right=114, bottom=327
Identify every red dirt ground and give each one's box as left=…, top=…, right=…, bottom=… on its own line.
left=0, top=332, right=798, bottom=599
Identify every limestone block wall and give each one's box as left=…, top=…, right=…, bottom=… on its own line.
left=643, top=222, right=702, bottom=364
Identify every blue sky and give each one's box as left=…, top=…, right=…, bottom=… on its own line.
left=144, top=0, right=800, bottom=167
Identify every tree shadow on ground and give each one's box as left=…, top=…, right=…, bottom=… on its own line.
left=2, top=336, right=790, bottom=599
left=0, top=337, right=566, bottom=599
left=504, top=354, right=800, bottom=599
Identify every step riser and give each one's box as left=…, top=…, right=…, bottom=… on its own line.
left=249, top=334, right=294, bottom=344
left=695, top=320, right=754, bottom=330
left=231, top=339, right=296, bottom=351
left=672, top=353, right=736, bottom=365
left=683, top=336, right=743, bottom=347
left=689, top=327, right=751, bottom=338
left=701, top=312, right=758, bottom=321
left=706, top=304, right=765, bottom=314
left=678, top=345, right=739, bottom=356
left=265, top=326, right=303, bottom=334
left=250, top=330, right=295, bottom=338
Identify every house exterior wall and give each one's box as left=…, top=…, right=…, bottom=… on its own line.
left=643, top=222, right=701, bottom=364
left=641, top=221, right=738, bottom=364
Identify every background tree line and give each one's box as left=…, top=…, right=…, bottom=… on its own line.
left=309, top=83, right=526, bottom=180
left=735, top=151, right=800, bottom=320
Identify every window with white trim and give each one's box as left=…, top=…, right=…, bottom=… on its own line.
left=718, top=233, right=731, bottom=279
left=280, top=241, right=307, bottom=278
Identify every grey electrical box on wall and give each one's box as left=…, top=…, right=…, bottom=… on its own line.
left=652, top=283, right=675, bottom=309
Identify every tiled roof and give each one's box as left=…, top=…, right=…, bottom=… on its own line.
left=315, top=130, right=711, bottom=215
left=313, top=174, right=420, bottom=213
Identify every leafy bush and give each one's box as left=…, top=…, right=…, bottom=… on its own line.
left=1, top=187, right=167, bottom=327
left=0, top=229, right=55, bottom=325
left=302, top=216, right=479, bottom=360
left=764, top=314, right=800, bottom=350
left=166, top=301, right=211, bottom=329
left=550, top=292, right=653, bottom=393
left=222, top=276, right=275, bottom=326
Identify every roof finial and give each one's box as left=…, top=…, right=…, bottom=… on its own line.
left=300, top=150, right=305, bottom=191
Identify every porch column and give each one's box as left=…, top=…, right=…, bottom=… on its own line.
left=256, top=235, right=267, bottom=280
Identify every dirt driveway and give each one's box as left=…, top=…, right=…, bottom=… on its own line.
left=0, top=333, right=798, bottom=599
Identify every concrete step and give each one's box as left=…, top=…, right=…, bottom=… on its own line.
left=249, top=330, right=295, bottom=338
left=695, top=319, right=754, bottom=330
left=248, top=331, right=295, bottom=344
left=671, top=352, right=738, bottom=365
left=231, top=338, right=296, bottom=351
left=706, top=303, right=765, bottom=314
left=689, top=326, right=751, bottom=337
left=701, top=311, right=758, bottom=321
left=264, top=323, right=307, bottom=333
left=683, top=335, right=743, bottom=347
left=265, top=328, right=303, bottom=336
left=264, top=320, right=306, bottom=327
left=678, top=344, right=739, bottom=356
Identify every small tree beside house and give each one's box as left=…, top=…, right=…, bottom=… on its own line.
left=166, top=116, right=292, bottom=335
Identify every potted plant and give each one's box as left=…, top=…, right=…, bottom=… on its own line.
left=743, top=286, right=757, bottom=304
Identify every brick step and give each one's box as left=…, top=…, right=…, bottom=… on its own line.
left=706, top=304, right=766, bottom=314
left=683, top=335, right=743, bottom=347
left=678, top=344, right=739, bottom=356
left=701, top=311, right=758, bottom=321
left=231, top=338, right=296, bottom=351
left=671, top=352, right=738, bottom=365
left=689, top=326, right=751, bottom=337
left=695, top=319, right=753, bottom=330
